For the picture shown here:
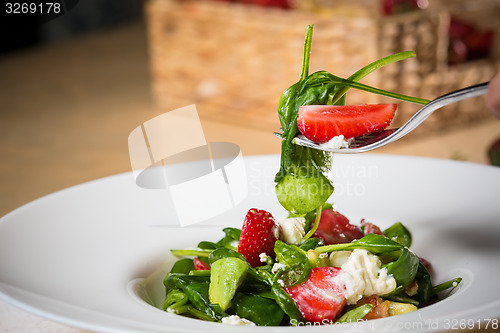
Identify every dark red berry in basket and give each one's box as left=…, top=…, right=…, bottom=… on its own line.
left=239, top=0, right=291, bottom=9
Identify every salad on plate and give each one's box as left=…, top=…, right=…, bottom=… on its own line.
left=162, top=25, right=461, bottom=326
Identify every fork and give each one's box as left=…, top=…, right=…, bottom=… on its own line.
left=274, top=82, right=489, bottom=153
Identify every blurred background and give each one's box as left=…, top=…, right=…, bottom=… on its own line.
left=1, top=0, right=145, bottom=52
left=2, top=0, right=500, bottom=227
left=1, top=1, right=500, bottom=330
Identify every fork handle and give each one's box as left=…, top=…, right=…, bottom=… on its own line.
left=396, top=82, right=489, bottom=139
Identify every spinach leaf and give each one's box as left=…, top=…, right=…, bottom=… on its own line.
left=415, top=262, right=433, bottom=305
left=336, top=304, right=373, bottom=323
left=299, top=237, right=322, bottom=251
left=275, top=158, right=334, bottom=215
left=315, top=233, right=403, bottom=255
left=229, top=293, right=285, bottom=326
left=246, top=265, right=304, bottom=323
left=246, top=266, right=273, bottom=286
left=163, top=287, right=218, bottom=322
left=208, top=247, right=246, bottom=264
left=271, top=281, right=304, bottom=323
left=382, top=293, right=419, bottom=307
left=193, top=228, right=242, bottom=252
left=431, top=277, right=462, bottom=298
left=165, top=274, right=226, bottom=321
left=197, top=241, right=218, bottom=250
left=289, top=202, right=332, bottom=232
left=169, top=258, right=194, bottom=275
left=274, top=240, right=311, bottom=287
left=215, top=227, right=241, bottom=251
left=384, top=222, right=412, bottom=248
left=383, top=247, right=419, bottom=287
left=163, top=288, right=188, bottom=312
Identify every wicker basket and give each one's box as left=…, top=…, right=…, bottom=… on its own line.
left=378, top=0, right=500, bottom=133
left=145, top=0, right=499, bottom=134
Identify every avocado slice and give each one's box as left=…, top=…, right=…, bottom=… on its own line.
left=209, top=257, right=248, bottom=311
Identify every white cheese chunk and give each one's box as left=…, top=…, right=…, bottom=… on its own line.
left=340, top=249, right=397, bottom=304
left=221, top=315, right=256, bottom=326
left=276, top=217, right=306, bottom=245
left=330, top=250, right=352, bottom=267
left=272, top=262, right=287, bottom=274
left=318, top=135, right=350, bottom=150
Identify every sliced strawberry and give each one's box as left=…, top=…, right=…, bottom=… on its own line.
left=313, top=209, right=363, bottom=245
left=285, top=266, right=347, bottom=322
left=237, top=208, right=279, bottom=267
left=297, top=104, right=397, bottom=143
left=361, top=219, right=384, bottom=236
left=193, top=257, right=210, bottom=270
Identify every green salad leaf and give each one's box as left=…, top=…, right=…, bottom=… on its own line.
left=229, top=293, right=285, bottom=326
left=336, top=304, right=373, bottom=323
left=274, top=240, right=311, bottom=287
left=165, top=274, right=227, bottom=321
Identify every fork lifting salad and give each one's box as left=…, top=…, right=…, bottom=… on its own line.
left=164, top=25, right=461, bottom=326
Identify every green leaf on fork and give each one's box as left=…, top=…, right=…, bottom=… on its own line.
left=274, top=24, right=429, bottom=216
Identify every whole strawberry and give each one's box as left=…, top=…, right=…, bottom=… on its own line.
left=237, top=208, right=279, bottom=267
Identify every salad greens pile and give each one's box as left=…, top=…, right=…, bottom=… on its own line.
left=162, top=25, right=461, bottom=326
left=166, top=219, right=461, bottom=325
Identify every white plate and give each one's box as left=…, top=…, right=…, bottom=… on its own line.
left=1, top=154, right=499, bottom=333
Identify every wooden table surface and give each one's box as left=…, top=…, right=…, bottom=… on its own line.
left=1, top=19, right=500, bottom=332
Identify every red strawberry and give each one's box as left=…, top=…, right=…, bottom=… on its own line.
left=297, top=104, right=397, bottom=143
left=237, top=208, right=279, bottom=267
left=193, top=257, right=210, bottom=270
left=285, top=266, right=347, bottom=322
left=313, top=209, right=363, bottom=245
left=361, top=219, right=384, bottom=236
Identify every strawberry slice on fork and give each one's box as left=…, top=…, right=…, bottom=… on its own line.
left=297, top=104, right=397, bottom=144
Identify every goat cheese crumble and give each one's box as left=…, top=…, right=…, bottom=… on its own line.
left=221, top=315, right=256, bottom=326
left=272, top=262, right=287, bottom=274
left=330, top=250, right=352, bottom=268
left=339, top=249, right=397, bottom=304
left=318, top=135, right=350, bottom=150
left=276, top=217, right=306, bottom=245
